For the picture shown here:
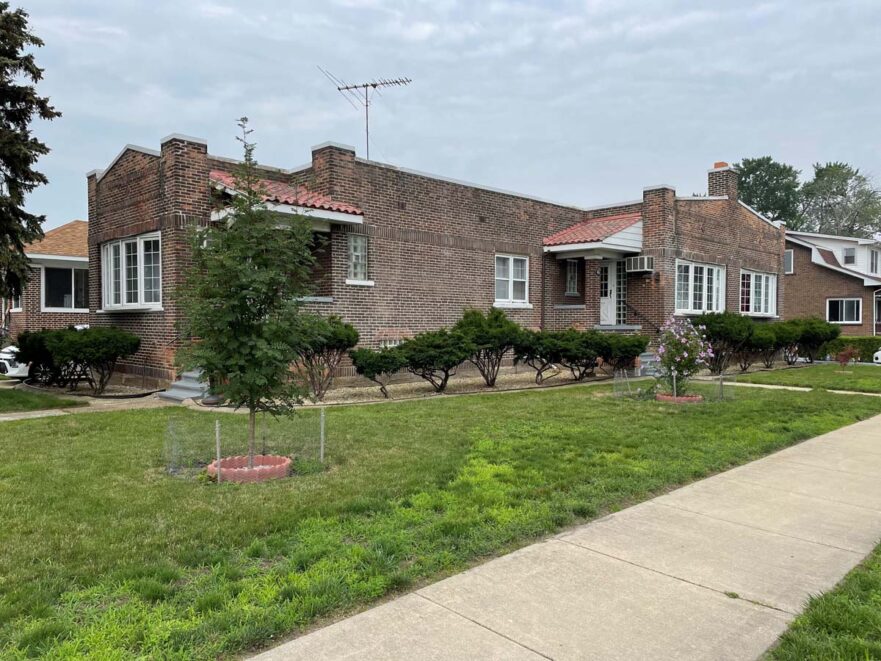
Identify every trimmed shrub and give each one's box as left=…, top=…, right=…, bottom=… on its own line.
left=453, top=308, right=522, bottom=387
left=556, top=329, right=602, bottom=381
left=750, top=325, right=779, bottom=369
left=598, top=334, right=650, bottom=372
left=693, top=312, right=754, bottom=374
left=774, top=320, right=803, bottom=365
left=512, top=330, right=564, bottom=384
left=17, top=327, right=140, bottom=394
left=293, top=315, right=359, bottom=401
left=350, top=347, right=406, bottom=398
left=821, top=336, right=881, bottom=363
left=399, top=329, right=473, bottom=393
left=796, top=317, right=840, bottom=363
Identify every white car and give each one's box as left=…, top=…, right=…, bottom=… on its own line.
left=0, top=346, right=29, bottom=379
left=874, top=347, right=881, bottom=365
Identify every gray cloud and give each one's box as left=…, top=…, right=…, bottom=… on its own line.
left=22, top=0, right=881, bottom=227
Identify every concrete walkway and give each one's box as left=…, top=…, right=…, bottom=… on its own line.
left=253, top=414, right=881, bottom=661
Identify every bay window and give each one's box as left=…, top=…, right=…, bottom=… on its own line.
left=827, top=298, right=861, bottom=324
left=42, top=267, right=89, bottom=312
left=675, top=260, right=725, bottom=314
left=101, top=233, right=162, bottom=310
left=495, top=254, right=529, bottom=306
left=740, top=270, right=777, bottom=316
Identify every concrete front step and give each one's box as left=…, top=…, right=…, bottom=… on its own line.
left=159, top=370, right=208, bottom=402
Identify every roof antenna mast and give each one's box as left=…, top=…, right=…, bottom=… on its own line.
left=319, top=67, right=411, bottom=160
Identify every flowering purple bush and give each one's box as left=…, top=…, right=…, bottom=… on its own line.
left=657, top=317, right=713, bottom=395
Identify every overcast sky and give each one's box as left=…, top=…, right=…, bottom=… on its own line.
left=23, top=0, right=881, bottom=229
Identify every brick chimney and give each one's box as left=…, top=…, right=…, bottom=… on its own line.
left=311, top=142, right=357, bottom=200
left=707, top=161, right=738, bottom=200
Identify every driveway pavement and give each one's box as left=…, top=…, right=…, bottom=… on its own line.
left=252, top=413, right=881, bottom=660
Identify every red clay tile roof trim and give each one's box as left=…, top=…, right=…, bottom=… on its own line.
left=24, top=220, right=88, bottom=258
left=543, top=212, right=642, bottom=247
left=209, top=170, right=362, bottom=215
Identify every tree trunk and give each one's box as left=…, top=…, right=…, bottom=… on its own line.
left=248, top=406, right=256, bottom=468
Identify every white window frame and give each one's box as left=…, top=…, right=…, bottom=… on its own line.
left=871, top=249, right=879, bottom=275
left=784, top=249, right=794, bottom=275
left=101, top=232, right=162, bottom=311
left=739, top=269, right=777, bottom=317
left=41, top=266, right=90, bottom=313
left=565, top=259, right=579, bottom=296
left=827, top=298, right=862, bottom=325
left=494, top=254, right=531, bottom=309
left=674, top=259, right=725, bottom=315
left=843, top=247, right=856, bottom=265
left=346, top=234, right=373, bottom=286
left=10, top=290, right=22, bottom=312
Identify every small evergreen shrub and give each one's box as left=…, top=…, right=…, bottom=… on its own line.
left=294, top=315, right=360, bottom=401
left=399, top=329, right=473, bottom=393
left=512, top=330, right=564, bottom=384
left=693, top=311, right=753, bottom=374
left=453, top=308, right=522, bottom=387
left=796, top=317, right=840, bottom=363
left=598, top=334, right=650, bottom=372
left=350, top=347, right=407, bottom=398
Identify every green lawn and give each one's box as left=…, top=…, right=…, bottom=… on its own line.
left=740, top=364, right=881, bottom=393
left=769, top=543, right=881, bottom=660
left=0, top=388, right=83, bottom=413
left=3, top=385, right=881, bottom=658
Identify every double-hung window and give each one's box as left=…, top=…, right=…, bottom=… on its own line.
left=674, top=260, right=725, bottom=314
left=495, top=254, right=529, bottom=306
left=101, top=233, right=162, bottom=310
left=565, top=259, right=579, bottom=295
left=740, top=270, right=777, bottom=316
left=827, top=298, right=861, bottom=324
left=10, top=291, right=22, bottom=311
left=42, top=267, right=89, bottom=312
left=871, top=249, right=879, bottom=275
left=346, top=234, right=371, bottom=285
left=843, top=247, right=856, bottom=265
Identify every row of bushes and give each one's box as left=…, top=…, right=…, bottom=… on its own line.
left=690, top=312, right=841, bottom=373
left=17, top=327, right=141, bottom=394
left=820, top=336, right=881, bottom=364
left=350, top=309, right=649, bottom=397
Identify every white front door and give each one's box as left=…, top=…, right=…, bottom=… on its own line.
left=599, top=263, right=616, bottom=325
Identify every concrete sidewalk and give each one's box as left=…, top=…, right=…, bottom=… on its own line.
left=253, top=415, right=881, bottom=661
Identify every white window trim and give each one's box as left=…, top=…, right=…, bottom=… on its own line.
left=345, top=279, right=375, bottom=287
left=784, top=249, right=794, bottom=275
left=9, top=292, right=23, bottom=312
left=827, top=297, right=862, bottom=325
left=494, top=253, right=530, bottom=307
left=101, top=232, right=162, bottom=312
left=739, top=269, right=778, bottom=318
left=674, top=259, right=726, bottom=315
left=565, top=258, right=579, bottom=296
left=40, top=265, right=90, bottom=313
left=871, top=249, right=879, bottom=275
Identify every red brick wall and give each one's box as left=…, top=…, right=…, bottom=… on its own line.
left=784, top=240, right=877, bottom=336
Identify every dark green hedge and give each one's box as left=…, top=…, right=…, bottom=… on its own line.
left=821, top=337, right=881, bottom=363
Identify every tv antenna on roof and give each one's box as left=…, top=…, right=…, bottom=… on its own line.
left=319, top=67, right=411, bottom=160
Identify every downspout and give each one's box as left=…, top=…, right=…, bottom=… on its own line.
left=874, top=288, right=881, bottom=337
left=540, top=250, right=546, bottom=331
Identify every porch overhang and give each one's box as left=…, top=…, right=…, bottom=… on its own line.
left=543, top=214, right=643, bottom=259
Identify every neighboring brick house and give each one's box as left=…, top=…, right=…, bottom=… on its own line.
left=2, top=220, right=90, bottom=338
left=784, top=231, right=881, bottom=336
left=87, top=137, right=785, bottom=387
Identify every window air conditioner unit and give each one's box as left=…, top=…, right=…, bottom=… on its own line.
left=625, top=255, right=654, bottom=273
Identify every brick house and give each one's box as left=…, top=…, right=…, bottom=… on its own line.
left=783, top=231, right=881, bottom=336
left=86, top=137, right=785, bottom=387
left=2, top=220, right=90, bottom=337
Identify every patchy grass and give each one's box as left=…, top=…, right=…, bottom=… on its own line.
left=740, top=364, right=881, bottom=393
left=0, top=388, right=84, bottom=413
left=769, top=543, right=881, bottom=660
left=2, top=384, right=881, bottom=658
